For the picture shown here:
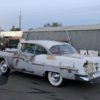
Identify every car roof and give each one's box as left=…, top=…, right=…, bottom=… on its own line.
left=20, top=40, right=70, bottom=49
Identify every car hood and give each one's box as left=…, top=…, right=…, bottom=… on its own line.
left=0, top=51, right=14, bottom=57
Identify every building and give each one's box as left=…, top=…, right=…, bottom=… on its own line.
left=22, top=24, right=100, bottom=52
left=0, top=31, right=23, bottom=38
left=22, top=27, right=69, bottom=42
left=0, top=31, right=23, bottom=49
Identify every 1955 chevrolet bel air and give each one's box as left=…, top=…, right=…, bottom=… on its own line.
left=0, top=40, right=100, bottom=86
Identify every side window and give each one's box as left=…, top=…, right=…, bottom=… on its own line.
left=50, top=46, right=59, bottom=54
left=21, top=43, right=36, bottom=54
left=35, top=45, right=47, bottom=55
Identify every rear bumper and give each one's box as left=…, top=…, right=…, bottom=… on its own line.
left=75, top=73, right=100, bottom=81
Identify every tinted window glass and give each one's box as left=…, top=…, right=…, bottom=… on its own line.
left=35, top=45, right=47, bottom=55
left=50, top=45, right=78, bottom=55
left=21, top=43, right=36, bottom=54
left=49, top=46, right=59, bottom=54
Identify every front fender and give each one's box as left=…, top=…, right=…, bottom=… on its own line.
left=0, top=51, right=14, bottom=69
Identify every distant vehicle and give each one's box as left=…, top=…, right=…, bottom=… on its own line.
left=0, top=37, right=19, bottom=51
left=6, top=38, right=19, bottom=48
left=0, top=40, right=100, bottom=86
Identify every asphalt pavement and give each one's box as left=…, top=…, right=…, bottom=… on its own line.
left=0, top=72, right=100, bottom=100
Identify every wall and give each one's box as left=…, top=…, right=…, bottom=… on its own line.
left=23, top=31, right=69, bottom=42
left=68, top=30, right=100, bottom=51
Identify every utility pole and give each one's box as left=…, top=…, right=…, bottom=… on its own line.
left=0, top=27, right=2, bottom=38
left=19, top=10, right=22, bottom=30
left=0, top=27, right=1, bottom=38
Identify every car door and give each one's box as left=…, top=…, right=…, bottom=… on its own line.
left=13, top=43, right=36, bottom=73
left=13, top=43, right=48, bottom=75
left=32, top=44, right=48, bottom=75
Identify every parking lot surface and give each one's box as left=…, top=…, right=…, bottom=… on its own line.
left=0, top=72, right=100, bottom=100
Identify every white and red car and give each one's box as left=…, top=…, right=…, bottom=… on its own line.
left=0, top=40, right=100, bottom=86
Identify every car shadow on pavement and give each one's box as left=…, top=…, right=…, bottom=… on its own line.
left=0, top=74, right=9, bottom=85
left=63, top=78, right=100, bottom=89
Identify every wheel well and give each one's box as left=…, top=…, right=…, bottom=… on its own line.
left=44, top=71, right=49, bottom=77
left=0, top=58, right=5, bottom=63
left=44, top=71, right=60, bottom=77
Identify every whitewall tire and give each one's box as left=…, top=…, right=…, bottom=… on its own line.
left=0, top=60, right=9, bottom=75
left=48, top=72, right=63, bottom=87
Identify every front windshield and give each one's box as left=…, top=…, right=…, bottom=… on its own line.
left=50, top=45, right=78, bottom=55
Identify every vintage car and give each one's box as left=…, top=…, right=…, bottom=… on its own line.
left=0, top=40, right=100, bottom=86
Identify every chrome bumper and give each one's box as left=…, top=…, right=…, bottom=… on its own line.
left=75, top=73, right=100, bottom=81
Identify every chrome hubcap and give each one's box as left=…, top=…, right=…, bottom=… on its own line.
left=51, top=73, right=60, bottom=82
left=48, top=72, right=63, bottom=86
left=0, top=62, right=8, bottom=73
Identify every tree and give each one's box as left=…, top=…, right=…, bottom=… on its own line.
left=52, top=22, right=62, bottom=27
left=10, top=25, right=21, bottom=31
left=44, top=22, right=62, bottom=27
left=44, top=23, right=51, bottom=27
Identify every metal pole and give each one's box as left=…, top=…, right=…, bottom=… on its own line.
left=0, top=27, right=1, bottom=38
left=66, top=30, right=71, bottom=44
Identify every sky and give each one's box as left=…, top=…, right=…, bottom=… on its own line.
left=0, top=0, right=100, bottom=30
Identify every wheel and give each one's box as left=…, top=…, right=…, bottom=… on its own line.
left=48, top=72, right=63, bottom=87
left=0, top=60, right=9, bottom=75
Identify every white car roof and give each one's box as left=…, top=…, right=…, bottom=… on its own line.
left=20, top=40, right=70, bottom=49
